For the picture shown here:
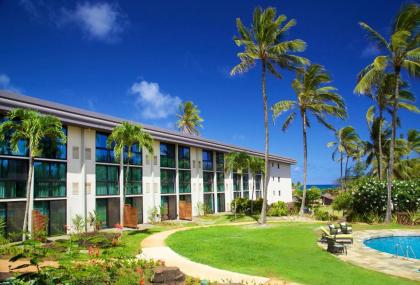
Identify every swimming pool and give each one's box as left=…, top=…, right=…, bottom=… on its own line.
left=364, top=236, right=420, bottom=260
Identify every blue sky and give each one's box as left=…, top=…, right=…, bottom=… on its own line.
left=0, top=0, right=418, bottom=184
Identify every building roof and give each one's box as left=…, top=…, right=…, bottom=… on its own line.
left=0, top=91, right=296, bottom=164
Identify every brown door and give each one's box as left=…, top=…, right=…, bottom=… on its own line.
left=179, top=195, right=192, bottom=220
left=124, top=204, right=138, bottom=228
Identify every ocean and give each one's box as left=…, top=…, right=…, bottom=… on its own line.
left=303, top=184, right=339, bottom=191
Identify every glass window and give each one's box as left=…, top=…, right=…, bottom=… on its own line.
left=216, top=172, right=224, bottom=192
left=126, top=167, right=142, bottom=195
left=124, top=144, right=142, bottom=165
left=0, top=201, right=25, bottom=239
left=161, top=169, right=175, bottom=193
left=0, top=116, right=28, bottom=157
left=233, top=173, right=241, bottom=191
left=202, top=150, right=213, bottom=171
left=243, top=173, right=249, bottom=190
left=38, top=127, right=67, bottom=160
left=255, top=174, right=262, bottom=190
left=34, top=162, right=66, bottom=198
left=160, top=143, right=175, bottom=168
left=179, top=170, right=191, bottom=193
left=216, top=152, right=224, bottom=172
left=0, top=159, right=28, bottom=198
left=96, top=165, right=119, bottom=195
left=34, top=200, right=66, bottom=236
left=243, top=191, right=249, bottom=199
left=178, top=146, right=190, bottom=169
left=96, top=132, right=117, bottom=163
left=203, top=171, right=213, bottom=193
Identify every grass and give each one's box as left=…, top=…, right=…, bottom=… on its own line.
left=167, top=222, right=420, bottom=285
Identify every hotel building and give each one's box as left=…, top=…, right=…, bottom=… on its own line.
left=0, top=91, right=295, bottom=236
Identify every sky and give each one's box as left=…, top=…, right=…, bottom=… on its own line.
left=0, top=0, right=418, bottom=184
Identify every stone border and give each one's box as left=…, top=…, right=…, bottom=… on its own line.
left=321, top=229, right=420, bottom=281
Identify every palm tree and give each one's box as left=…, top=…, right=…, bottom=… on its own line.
left=0, top=108, right=66, bottom=240
left=176, top=101, right=204, bottom=136
left=363, top=74, right=419, bottom=179
left=354, top=3, right=420, bottom=223
left=107, top=122, right=153, bottom=226
left=328, top=126, right=362, bottom=190
left=273, top=64, right=346, bottom=215
left=364, top=118, right=391, bottom=178
left=248, top=156, right=265, bottom=213
left=225, top=152, right=251, bottom=217
left=231, top=7, right=308, bottom=224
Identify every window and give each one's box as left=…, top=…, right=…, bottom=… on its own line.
left=161, top=169, right=175, bottom=193
left=34, top=162, right=66, bottom=198
left=202, top=150, right=213, bottom=171
left=278, top=190, right=281, bottom=196
left=243, top=173, right=249, bottom=190
left=39, top=127, right=67, bottom=160
left=124, top=144, right=142, bottom=165
left=203, top=172, right=213, bottom=192
left=278, top=163, right=280, bottom=168
left=0, top=201, right=25, bottom=239
left=278, top=177, right=280, bottom=182
left=233, top=173, right=241, bottom=191
left=126, top=167, right=142, bottom=195
left=160, top=143, right=175, bottom=168
left=179, top=170, right=191, bottom=193
left=0, top=159, right=28, bottom=198
left=34, top=200, right=66, bottom=235
left=255, top=174, right=261, bottom=190
left=96, top=132, right=117, bottom=163
left=96, top=165, right=119, bottom=195
left=216, top=172, right=224, bottom=192
left=216, top=152, right=224, bottom=172
left=178, top=146, right=190, bottom=169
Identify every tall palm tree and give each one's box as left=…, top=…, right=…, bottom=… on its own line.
left=355, top=3, right=420, bottom=223
left=107, top=122, right=153, bottom=226
left=176, top=101, right=204, bottom=136
left=248, top=156, right=265, bottom=213
left=231, top=7, right=308, bottom=224
left=273, top=64, right=346, bottom=215
left=0, top=108, right=66, bottom=240
left=327, top=127, right=361, bottom=190
left=364, top=118, right=391, bottom=178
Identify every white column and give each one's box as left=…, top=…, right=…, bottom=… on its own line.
left=119, top=155, right=124, bottom=225
left=175, top=144, right=180, bottom=220
left=213, top=151, right=217, bottom=213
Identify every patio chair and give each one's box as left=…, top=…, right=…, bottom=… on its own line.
left=339, top=222, right=352, bottom=234
left=326, top=237, right=347, bottom=255
left=321, top=227, right=353, bottom=243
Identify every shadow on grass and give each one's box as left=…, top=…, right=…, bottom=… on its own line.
left=226, top=214, right=260, bottom=222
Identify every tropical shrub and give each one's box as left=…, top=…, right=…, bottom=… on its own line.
left=294, top=187, right=322, bottom=209
left=314, top=208, right=330, bottom=221
left=332, top=191, right=353, bottom=212
left=267, top=201, right=289, bottom=216
left=231, top=198, right=263, bottom=215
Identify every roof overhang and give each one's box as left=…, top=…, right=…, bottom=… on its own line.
left=0, top=91, right=296, bottom=164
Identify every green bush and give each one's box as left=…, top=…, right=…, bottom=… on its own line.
left=294, top=187, right=321, bottom=209
left=332, top=191, right=352, bottom=212
left=231, top=198, right=263, bottom=215
left=314, top=208, right=330, bottom=221
left=267, top=201, right=289, bottom=216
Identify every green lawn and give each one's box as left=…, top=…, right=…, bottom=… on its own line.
left=167, top=222, right=419, bottom=285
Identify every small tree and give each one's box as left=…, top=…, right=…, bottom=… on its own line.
left=176, top=101, right=204, bottom=136
left=0, top=109, right=66, bottom=240
left=248, top=156, right=265, bottom=213
left=107, top=122, right=153, bottom=226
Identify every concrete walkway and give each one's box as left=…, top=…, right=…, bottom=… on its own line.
left=319, top=229, right=420, bottom=281
left=139, top=224, right=300, bottom=285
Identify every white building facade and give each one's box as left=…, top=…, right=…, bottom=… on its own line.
left=0, top=91, right=295, bottom=236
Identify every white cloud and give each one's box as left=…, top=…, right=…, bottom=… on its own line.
left=62, top=2, right=124, bottom=42
left=0, top=74, right=11, bottom=87
left=361, top=44, right=380, bottom=57
left=130, top=80, right=182, bottom=120
left=0, top=74, right=21, bottom=93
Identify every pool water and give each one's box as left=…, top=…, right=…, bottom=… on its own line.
left=364, top=236, right=420, bottom=260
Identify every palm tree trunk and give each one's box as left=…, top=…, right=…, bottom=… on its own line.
left=259, top=60, right=269, bottom=225
left=340, top=152, right=343, bottom=191
left=22, top=156, right=34, bottom=241
left=385, top=70, right=399, bottom=223
left=344, top=155, right=349, bottom=191
left=299, top=111, right=308, bottom=216
left=378, top=109, right=383, bottom=180
left=250, top=175, right=255, bottom=214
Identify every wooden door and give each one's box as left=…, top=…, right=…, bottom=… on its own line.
left=179, top=195, right=192, bottom=220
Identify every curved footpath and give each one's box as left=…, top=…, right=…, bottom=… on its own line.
left=138, top=223, right=301, bottom=285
